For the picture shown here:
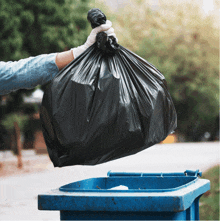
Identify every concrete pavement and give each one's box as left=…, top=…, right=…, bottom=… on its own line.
left=0, top=142, right=219, bottom=220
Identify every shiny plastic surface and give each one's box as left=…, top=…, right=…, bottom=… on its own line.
left=59, top=176, right=197, bottom=193
left=38, top=170, right=210, bottom=220
left=40, top=9, right=177, bottom=167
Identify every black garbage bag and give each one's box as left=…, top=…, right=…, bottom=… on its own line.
left=40, top=8, right=177, bottom=167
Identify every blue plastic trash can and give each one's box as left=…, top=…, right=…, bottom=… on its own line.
left=38, top=170, right=210, bottom=220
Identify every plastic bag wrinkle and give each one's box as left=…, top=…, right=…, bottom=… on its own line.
left=40, top=9, right=177, bottom=167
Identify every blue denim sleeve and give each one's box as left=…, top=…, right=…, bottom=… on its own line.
left=0, top=53, right=59, bottom=95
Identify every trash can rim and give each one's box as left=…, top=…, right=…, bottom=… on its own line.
left=38, top=178, right=210, bottom=212
left=59, top=176, right=199, bottom=193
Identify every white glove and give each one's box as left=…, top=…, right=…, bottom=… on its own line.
left=71, top=20, right=118, bottom=59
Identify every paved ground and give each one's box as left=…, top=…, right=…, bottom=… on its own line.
left=0, top=142, right=219, bottom=220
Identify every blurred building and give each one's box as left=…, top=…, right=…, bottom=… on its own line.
left=23, top=88, right=43, bottom=104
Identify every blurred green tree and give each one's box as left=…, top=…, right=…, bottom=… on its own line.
left=0, top=0, right=90, bottom=61
left=0, top=0, right=90, bottom=112
left=0, top=0, right=90, bottom=148
left=105, top=0, right=219, bottom=141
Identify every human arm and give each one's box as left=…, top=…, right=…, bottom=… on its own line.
left=55, top=50, right=74, bottom=71
left=0, top=53, right=59, bottom=95
left=0, top=51, right=74, bottom=95
left=0, top=20, right=116, bottom=95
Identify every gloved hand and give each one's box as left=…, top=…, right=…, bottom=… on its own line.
left=71, top=20, right=117, bottom=59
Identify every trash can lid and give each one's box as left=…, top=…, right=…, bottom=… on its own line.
left=38, top=170, right=210, bottom=212
left=59, top=170, right=202, bottom=193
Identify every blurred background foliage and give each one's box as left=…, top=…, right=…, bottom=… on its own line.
left=0, top=0, right=90, bottom=113
left=0, top=0, right=90, bottom=61
left=0, top=0, right=219, bottom=147
left=1, top=113, right=29, bottom=132
left=94, top=0, right=219, bottom=141
left=0, top=0, right=91, bottom=150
